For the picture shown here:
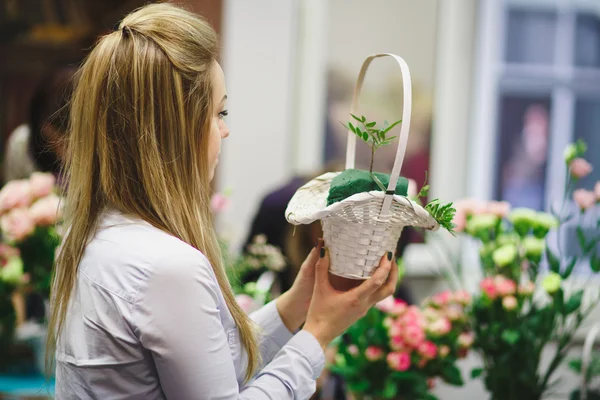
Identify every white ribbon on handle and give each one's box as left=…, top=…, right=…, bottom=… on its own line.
left=345, top=53, right=412, bottom=217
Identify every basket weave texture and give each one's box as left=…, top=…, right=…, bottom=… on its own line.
left=285, top=172, right=438, bottom=279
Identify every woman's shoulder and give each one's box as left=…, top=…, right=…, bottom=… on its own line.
left=80, top=210, right=216, bottom=298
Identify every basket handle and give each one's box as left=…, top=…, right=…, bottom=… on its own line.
left=345, top=53, right=412, bottom=202
left=581, top=322, right=600, bottom=400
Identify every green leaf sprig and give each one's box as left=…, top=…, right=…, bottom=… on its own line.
left=425, top=199, right=457, bottom=234
left=344, top=114, right=401, bottom=173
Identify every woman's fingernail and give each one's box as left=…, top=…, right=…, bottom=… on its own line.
left=320, top=247, right=326, bottom=258
left=387, top=251, right=393, bottom=261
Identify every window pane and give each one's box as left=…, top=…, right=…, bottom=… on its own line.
left=496, top=96, right=552, bottom=210
left=505, top=10, right=557, bottom=64
left=575, top=13, right=600, bottom=68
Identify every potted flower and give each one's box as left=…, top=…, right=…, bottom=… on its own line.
left=453, top=140, right=600, bottom=400
left=330, top=286, right=473, bottom=400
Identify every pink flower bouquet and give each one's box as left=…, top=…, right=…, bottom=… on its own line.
left=331, top=289, right=472, bottom=400
left=0, top=173, right=62, bottom=297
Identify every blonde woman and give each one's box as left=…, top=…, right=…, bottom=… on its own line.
left=48, top=3, right=397, bottom=400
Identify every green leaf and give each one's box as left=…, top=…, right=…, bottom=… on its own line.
left=592, top=253, right=600, bottom=273
left=418, top=184, right=430, bottom=199
left=441, top=364, right=464, bottom=386
left=348, top=122, right=356, bottom=133
left=585, top=237, right=599, bottom=254
left=348, top=379, right=370, bottom=393
left=350, top=113, right=362, bottom=123
left=383, top=379, right=398, bottom=398
left=361, top=115, right=366, bottom=122
left=362, top=132, right=369, bottom=141
left=382, top=119, right=402, bottom=134
left=366, top=121, right=376, bottom=128
left=501, top=330, right=520, bottom=344
left=564, top=290, right=584, bottom=315
left=577, top=227, right=587, bottom=251
left=471, top=368, right=484, bottom=379
left=562, top=257, right=577, bottom=279
left=545, top=247, right=561, bottom=274
left=378, top=131, right=385, bottom=141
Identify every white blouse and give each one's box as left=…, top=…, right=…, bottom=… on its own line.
left=56, top=210, right=325, bottom=399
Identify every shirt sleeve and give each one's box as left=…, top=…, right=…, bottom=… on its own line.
left=133, top=251, right=325, bottom=400
left=250, top=300, right=294, bottom=368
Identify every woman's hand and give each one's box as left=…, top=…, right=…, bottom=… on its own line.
left=276, top=240, right=322, bottom=332
left=303, top=248, right=397, bottom=350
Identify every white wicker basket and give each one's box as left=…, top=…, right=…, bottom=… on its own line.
left=285, top=53, right=439, bottom=279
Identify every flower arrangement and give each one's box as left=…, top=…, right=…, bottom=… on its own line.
left=223, top=234, right=287, bottom=313
left=0, top=173, right=62, bottom=372
left=0, top=172, right=62, bottom=297
left=452, top=140, right=600, bottom=400
left=330, top=288, right=473, bottom=400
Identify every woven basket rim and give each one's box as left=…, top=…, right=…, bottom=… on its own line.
left=285, top=171, right=439, bottom=230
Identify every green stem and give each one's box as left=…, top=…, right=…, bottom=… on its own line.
left=370, top=145, right=375, bottom=173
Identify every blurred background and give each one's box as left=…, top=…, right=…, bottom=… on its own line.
left=1, top=0, right=599, bottom=398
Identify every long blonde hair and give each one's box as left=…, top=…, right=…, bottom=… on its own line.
left=47, top=3, right=259, bottom=381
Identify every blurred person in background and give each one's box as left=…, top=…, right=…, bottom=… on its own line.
left=3, top=66, right=75, bottom=185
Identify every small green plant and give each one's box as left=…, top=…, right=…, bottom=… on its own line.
left=425, top=199, right=457, bottom=234
left=344, top=114, right=401, bottom=174
left=417, top=175, right=456, bottom=234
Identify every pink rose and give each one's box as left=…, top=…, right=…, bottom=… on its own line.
left=235, top=294, right=258, bottom=314
left=390, top=335, right=407, bottom=351
left=427, top=317, right=452, bottom=336
left=210, top=193, right=230, bottom=214
left=387, top=351, right=411, bottom=372
left=0, top=244, right=20, bottom=258
left=0, top=180, right=32, bottom=214
left=1, top=208, right=35, bottom=242
left=29, top=194, right=62, bottom=226
left=458, top=332, right=475, bottom=348
left=390, top=299, right=408, bottom=316
left=502, top=295, right=518, bottom=311
left=375, top=296, right=395, bottom=313
left=495, top=276, right=517, bottom=297
left=453, top=290, right=472, bottom=305
left=422, top=307, right=441, bottom=322
left=432, top=291, right=452, bottom=306
left=439, top=345, right=450, bottom=358
left=595, top=181, right=600, bottom=201
left=347, top=345, right=359, bottom=357
left=399, top=306, right=425, bottom=328
left=452, top=208, right=467, bottom=232
left=518, top=281, right=535, bottom=297
left=365, top=346, right=384, bottom=361
left=455, top=198, right=486, bottom=216
left=480, top=277, right=497, bottom=299
left=418, top=341, right=437, bottom=360
left=573, top=189, right=596, bottom=211
left=486, top=201, right=511, bottom=218
left=445, top=304, right=464, bottom=321
left=29, top=172, right=56, bottom=199
left=403, top=324, right=426, bottom=347
left=388, top=321, right=402, bottom=337
left=570, top=158, right=593, bottom=179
